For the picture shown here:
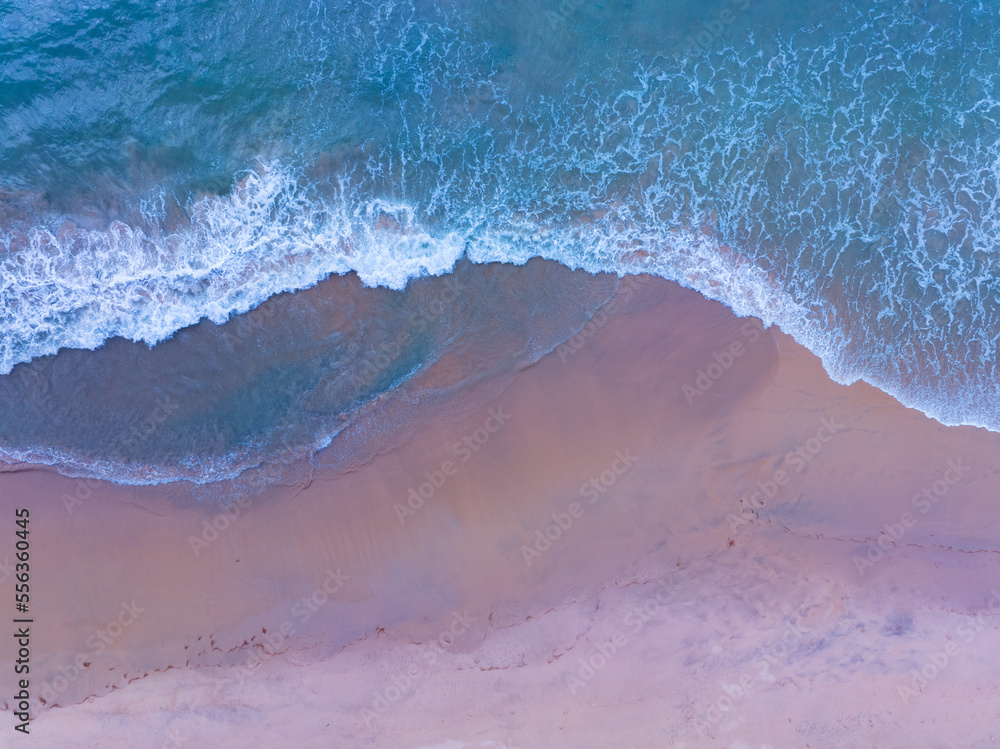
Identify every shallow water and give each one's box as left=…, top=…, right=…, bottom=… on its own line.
left=0, top=259, right=619, bottom=484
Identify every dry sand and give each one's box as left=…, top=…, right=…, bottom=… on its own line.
left=3, top=272, right=1000, bottom=748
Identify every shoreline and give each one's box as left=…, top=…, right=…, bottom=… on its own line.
left=0, top=259, right=619, bottom=489
left=2, top=270, right=1000, bottom=747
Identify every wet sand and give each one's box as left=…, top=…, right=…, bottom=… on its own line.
left=3, top=268, right=1000, bottom=748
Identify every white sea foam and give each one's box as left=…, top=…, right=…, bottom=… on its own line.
left=0, top=150, right=993, bottom=447
left=0, top=166, right=468, bottom=375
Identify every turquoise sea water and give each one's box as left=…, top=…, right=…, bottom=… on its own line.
left=1, top=0, right=999, bottom=483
